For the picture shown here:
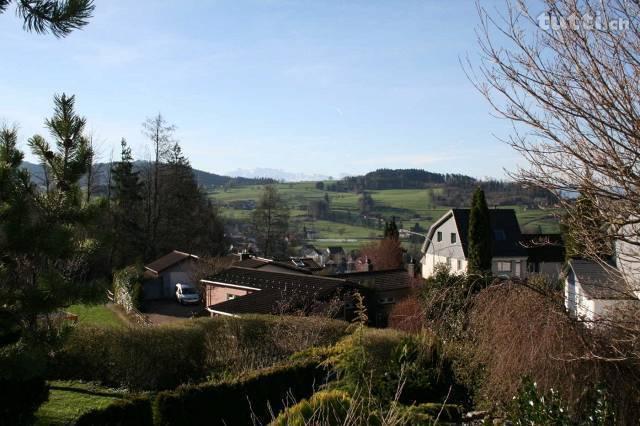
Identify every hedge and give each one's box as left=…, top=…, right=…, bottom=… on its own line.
left=154, top=359, right=329, bottom=426
left=74, top=396, right=153, bottom=426
left=52, top=315, right=348, bottom=391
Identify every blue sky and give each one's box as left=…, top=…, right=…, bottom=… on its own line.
left=0, top=0, right=522, bottom=179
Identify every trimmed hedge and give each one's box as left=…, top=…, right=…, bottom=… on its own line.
left=74, top=396, right=153, bottom=426
left=53, top=315, right=348, bottom=391
left=154, top=359, right=329, bottom=426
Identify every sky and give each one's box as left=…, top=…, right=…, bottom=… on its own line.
left=0, top=0, right=525, bottom=179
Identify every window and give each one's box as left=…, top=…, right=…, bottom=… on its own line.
left=497, top=261, right=512, bottom=272
left=437, top=231, right=442, bottom=242
left=378, top=297, right=395, bottom=304
left=457, top=259, right=462, bottom=270
left=451, top=233, right=457, bottom=244
left=226, top=294, right=236, bottom=301
left=494, top=229, right=506, bottom=241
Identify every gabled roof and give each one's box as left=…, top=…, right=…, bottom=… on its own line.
left=327, top=246, right=345, bottom=255
left=522, top=234, right=565, bottom=263
left=203, top=267, right=355, bottom=316
left=233, top=256, right=313, bottom=274
left=330, top=269, right=414, bottom=291
left=567, top=259, right=635, bottom=300
left=423, top=209, right=526, bottom=258
left=145, top=250, right=198, bottom=275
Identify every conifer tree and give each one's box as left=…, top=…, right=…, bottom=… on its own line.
left=0, top=0, right=94, bottom=37
left=110, top=138, right=144, bottom=267
left=467, top=187, right=492, bottom=275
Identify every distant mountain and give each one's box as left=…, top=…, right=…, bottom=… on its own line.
left=20, top=161, right=276, bottom=188
left=226, top=168, right=330, bottom=182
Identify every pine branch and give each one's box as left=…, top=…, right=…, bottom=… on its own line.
left=17, top=0, right=94, bottom=37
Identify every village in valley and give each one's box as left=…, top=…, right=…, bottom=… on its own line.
left=2, top=1, right=640, bottom=425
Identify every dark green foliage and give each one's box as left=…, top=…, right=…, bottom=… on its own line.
left=467, top=187, right=492, bottom=275
left=0, top=340, right=49, bottom=425
left=53, top=324, right=206, bottom=391
left=110, top=139, right=145, bottom=268
left=384, top=217, right=399, bottom=240
left=253, top=185, right=290, bottom=257
left=0, top=0, right=94, bottom=37
left=154, top=359, right=328, bottom=426
left=74, top=396, right=153, bottom=426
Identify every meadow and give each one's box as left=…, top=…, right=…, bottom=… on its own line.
left=208, top=183, right=560, bottom=252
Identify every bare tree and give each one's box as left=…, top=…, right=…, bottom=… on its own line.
left=142, top=113, right=175, bottom=257
left=469, top=0, right=640, bottom=263
left=468, top=0, right=640, bottom=360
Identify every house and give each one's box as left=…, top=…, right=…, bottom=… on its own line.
left=420, top=209, right=527, bottom=279
left=231, top=254, right=314, bottom=275
left=299, top=244, right=325, bottom=266
left=143, top=250, right=199, bottom=299
left=522, top=233, right=565, bottom=281
left=564, top=259, right=638, bottom=322
left=330, top=267, right=418, bottom=327
left=325, top=246, right=345, bottom=264
left=202, top=267, right=360, bottom=318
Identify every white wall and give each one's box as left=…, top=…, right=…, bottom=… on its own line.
left=421, top=214, right=466, bottom=278
left=421, top=253, right=467, bottom=278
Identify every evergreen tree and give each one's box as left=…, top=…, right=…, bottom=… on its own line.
left=384, top=217, right=399, bottom=240
left=467, top=187, right=492, bottom=275
left=110, top=138, right=144, bottom=267
left=0, top=0, right=94, bottom=37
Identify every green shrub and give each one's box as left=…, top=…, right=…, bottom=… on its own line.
left=272, top=389, right=355, bottom=426
left=0, top=341, right=49, bottom=425
left=53, top=315, right=348, bottom=391
left=396, top=402, right=462, bottom=424
left=154, top=359, right=329, bottom=426
left=74, top=396, right=153, bottom=426
left=53, top=323, right=205, bottom=390
left=326, top=328, right=459, bottom=405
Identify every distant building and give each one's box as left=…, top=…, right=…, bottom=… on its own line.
left=564, top=259, right=638, bottom=323
left=202, top=267, right=359, bottom=318
left=325, top=246, right=345, bottom=264
left=143, top=250, right=199, bottom=300
left=300, top=244, right=325, bottom=266
left=420, top=209, right=527, bottom=279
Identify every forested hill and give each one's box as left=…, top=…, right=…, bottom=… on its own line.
left=21, top=161, right=276, bottom=189
left=332, top=168, right=475, bottom=191
left=326, top=168, right=555, bottom=207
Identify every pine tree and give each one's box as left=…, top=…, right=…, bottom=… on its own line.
left=384, top=217, right=399, bottom=240
left=467, top=187, right=492, bottom=275
left=0, top=0, right=94, bottom=37
left=110, top=138, right=144, bottom=267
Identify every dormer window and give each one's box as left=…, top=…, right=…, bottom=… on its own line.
left=494, top=229, right=506, bottom=241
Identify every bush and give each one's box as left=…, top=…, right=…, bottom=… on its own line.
left=74, top=396, right=153, bottom=426
left=272, top=390, right=354, bottom=426
left=326, top=328, right=460, bottom=405
left=52, top=315, right=348, bottom=391
left=0, top=341, right=49, bottom=425
left=154, top=359, right=329, bottom=426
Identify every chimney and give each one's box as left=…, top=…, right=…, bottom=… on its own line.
left=366, top=258, right=373, bottom=272
left=240, top=251, right=251, bottom=260
left=407, top=258, right=415, bottom=278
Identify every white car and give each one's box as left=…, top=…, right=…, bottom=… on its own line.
left=175, top=283, right=200, bottom=305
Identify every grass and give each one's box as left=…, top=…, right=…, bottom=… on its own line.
left=66, top=304, right=125, bottom=329
left=209, top=183, right=561, bottom=252
left=35, top=381, right=127, bottom=425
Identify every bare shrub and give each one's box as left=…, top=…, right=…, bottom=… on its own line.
left=469, top=282, right=640, bottom=422
left=388, top=295, right=424, bottom=334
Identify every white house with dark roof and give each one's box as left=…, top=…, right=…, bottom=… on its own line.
left=420, top=209, right=528, bottom=279
left=564, top=259, right=638, bottom=322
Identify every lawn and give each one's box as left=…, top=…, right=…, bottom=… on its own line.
left=208, top=183, right=561, bottom=251
left=35, top=381, right=127, bottom=425
left=66, top=304, right=125, bottom=329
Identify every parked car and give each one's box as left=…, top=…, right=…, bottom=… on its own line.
left=175, top=283, right=200, bottom=305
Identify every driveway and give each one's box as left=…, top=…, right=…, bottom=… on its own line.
left=144, top=300, right=205, bottom=325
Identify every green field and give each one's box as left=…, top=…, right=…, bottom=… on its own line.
left=209, top=183, right=560, bottom=252
left=35, top=381, right=127, bottom=425
left=66, top=304, right=126, bottom=329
